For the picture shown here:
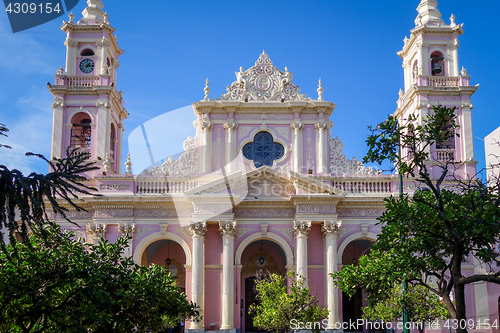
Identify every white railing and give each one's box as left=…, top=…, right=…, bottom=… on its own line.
left=332, top=180, right=392, bottom=194
left=135, top=178, right=198, bottom=194
left=67, top=76, right=99, bottom=87
left=428, top=77, right=459, bottom=87
left=436, top=149, right=454, bottom=161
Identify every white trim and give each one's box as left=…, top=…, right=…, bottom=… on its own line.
left=337, top=231, right=377, bottom=263
left=235, top=231, right=293, bottom=266
left=133, top=231, right=192, bottom=266
left=67, top=109, right=95, bottom=125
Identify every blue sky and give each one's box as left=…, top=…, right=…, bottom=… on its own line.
left=0, top=0, right=498, bottom=179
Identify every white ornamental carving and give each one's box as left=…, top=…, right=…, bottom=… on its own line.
left=161, top=150, right=198, bottom=176
left=329, top=136, right=378, bottom=176
left=183, top=136, right=198, bottom=151
left=237, top=227, right=254, bottom=239
left=277, top=127, right=290, bottom=140
left=239, top=126, right=252, bottom=139
left=274, top=227, right=293, bottom=241
left=221, top=51, right=311, bottom=102
left=135, top=227, right=155, bottom=239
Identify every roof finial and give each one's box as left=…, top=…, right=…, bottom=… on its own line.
left=80, top=0, right=106, bottom=24
left=68, top=12, right=74, bottom=23
left=204, top=78, right=210, bottom=101
left=450, top=14, right=456, bottom=27
left=415, top=0, right=444, bottom=26
left=317, top=78, right=324, bottom=102
left=124, top=153, right=133, bottom=175
left=398, top=89, right=404, bottom=99
left=461, top=67, right=468, bottom=76
left=262, top=50, right=266, bottom=54
left=103, top=152, right=111, bottom=176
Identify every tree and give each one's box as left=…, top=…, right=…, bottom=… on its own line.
left=361, top=279, right=449, bottom=333
left=0, top=145, right=99, bottom=251
left=333, top=106, right=500, bottom=333
left=250, top=271, right=329, bottom=333
left=0, top=224, right=200, bottom=332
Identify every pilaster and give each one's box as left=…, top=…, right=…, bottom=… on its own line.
left=50, top=99, right=64, bottom=159
left=86, top=223, right=107, bottom=245
left=291, top=120, right=304, bottom=173
left=315, top=121, right=328, bottom=174
left=199, top=119, right=213, bottom=174
left=224, top=120, right=238, bottom=173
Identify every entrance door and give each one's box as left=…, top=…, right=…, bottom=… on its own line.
left=342, top=287, right=363, bottom=331
left=245, top=277, right=266, bottom=332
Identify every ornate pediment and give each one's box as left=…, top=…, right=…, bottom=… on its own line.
left=220, top=51, right=311, bottom=102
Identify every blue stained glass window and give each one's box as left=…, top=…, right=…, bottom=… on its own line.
left=242, top=132, right=285, bottom=167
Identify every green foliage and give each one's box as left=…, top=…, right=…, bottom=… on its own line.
left=0, top=147, right=99, bottom=251
left=0, top=123, right=12, bottom=149
left=250, top=271, right=329, bottom=333
left=362, top=284, right=449, bottom=327
left=0, top=224, right=199, bottom=332
left=337, top=105, right=500, bottom=332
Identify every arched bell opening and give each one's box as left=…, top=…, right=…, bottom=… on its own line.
left=431, top=51, right=445, bottom=76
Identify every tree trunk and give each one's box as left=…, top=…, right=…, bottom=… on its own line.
left=452, top=244, right=468, bottom=333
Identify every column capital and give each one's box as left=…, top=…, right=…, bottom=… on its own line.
left=198, top=119, right=213, bottom=133
left=293, top=220, right=311, bottom=237
left=322, top=220, right=341, bottom=238
left=119, top=223, right=135, bottom=238
left=291, top=120, right=304, bottom=132
left=87, top=223, right=107, bottom=241
left=223, top=120, right=238, bottom=132
left=189, top=221, right=207, bottom=238
left=219, top=221, right=236, bottom=237
left=315, top=122, right=328, bottom=132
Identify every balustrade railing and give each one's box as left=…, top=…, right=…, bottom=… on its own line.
left=135, top=178, right=198, bottom=194
left=436, top=149, right=454, bottom=161
left=67, top=76, right=99, bottom=87
left=428, top=77, right=459, bottom=87
left=331, top=179, right=392, bottom=194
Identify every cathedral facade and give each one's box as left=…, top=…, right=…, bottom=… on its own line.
left=47, top=1, right=497, bottom=332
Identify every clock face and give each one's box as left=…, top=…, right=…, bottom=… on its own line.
left=79, top=59, right=95, bottom=74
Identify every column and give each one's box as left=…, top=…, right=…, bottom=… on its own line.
left=95, top=101, right=110, bottom=160
left=199, top=119, right=213, bottom=174
left=315, top=122, right=328, bottom=174
left=50, top=99, right=64, bottom=159
left=86, top=223, right=107, bottom=246
left=219, top=221, right=236, bottom=331
left=293, top=220, right=311, bottom=285
left=322, top=221, right=341, bottom=330
left=189, top=222, right=207, bottom=330
left=64, top=37, right=78, bottom=75
left=224, top=120, right=238, bottom=174
left=118, top=223, right=135, bottom=257
left=291, top=120, right=303, bottom=173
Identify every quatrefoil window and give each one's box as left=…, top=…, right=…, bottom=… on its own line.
left=242, top=131, right=285, bottom=168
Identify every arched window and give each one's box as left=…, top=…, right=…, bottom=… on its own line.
left=80, top=48, right=95, bottom=56
left=70, top=113, right=92, bottom=149
left=431, top=51, right=445, bottom=76
left=242, top=131, right=284, bottom=168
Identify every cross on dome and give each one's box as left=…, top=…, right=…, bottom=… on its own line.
left=79, top=0, right=107, bottom=24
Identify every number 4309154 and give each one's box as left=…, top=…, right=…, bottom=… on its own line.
left=6, top=3, right=62, bottom=14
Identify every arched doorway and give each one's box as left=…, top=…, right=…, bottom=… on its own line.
left=341, top=239, right=374, bottom=332
left=240, top=239, right=287, bottom=333
left=141, top=239, right=187, bottom=293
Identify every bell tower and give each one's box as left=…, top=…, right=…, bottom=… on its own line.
left=48, top=0, right=128, bottom=176
left=396, top=0, right=478, bottom=179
